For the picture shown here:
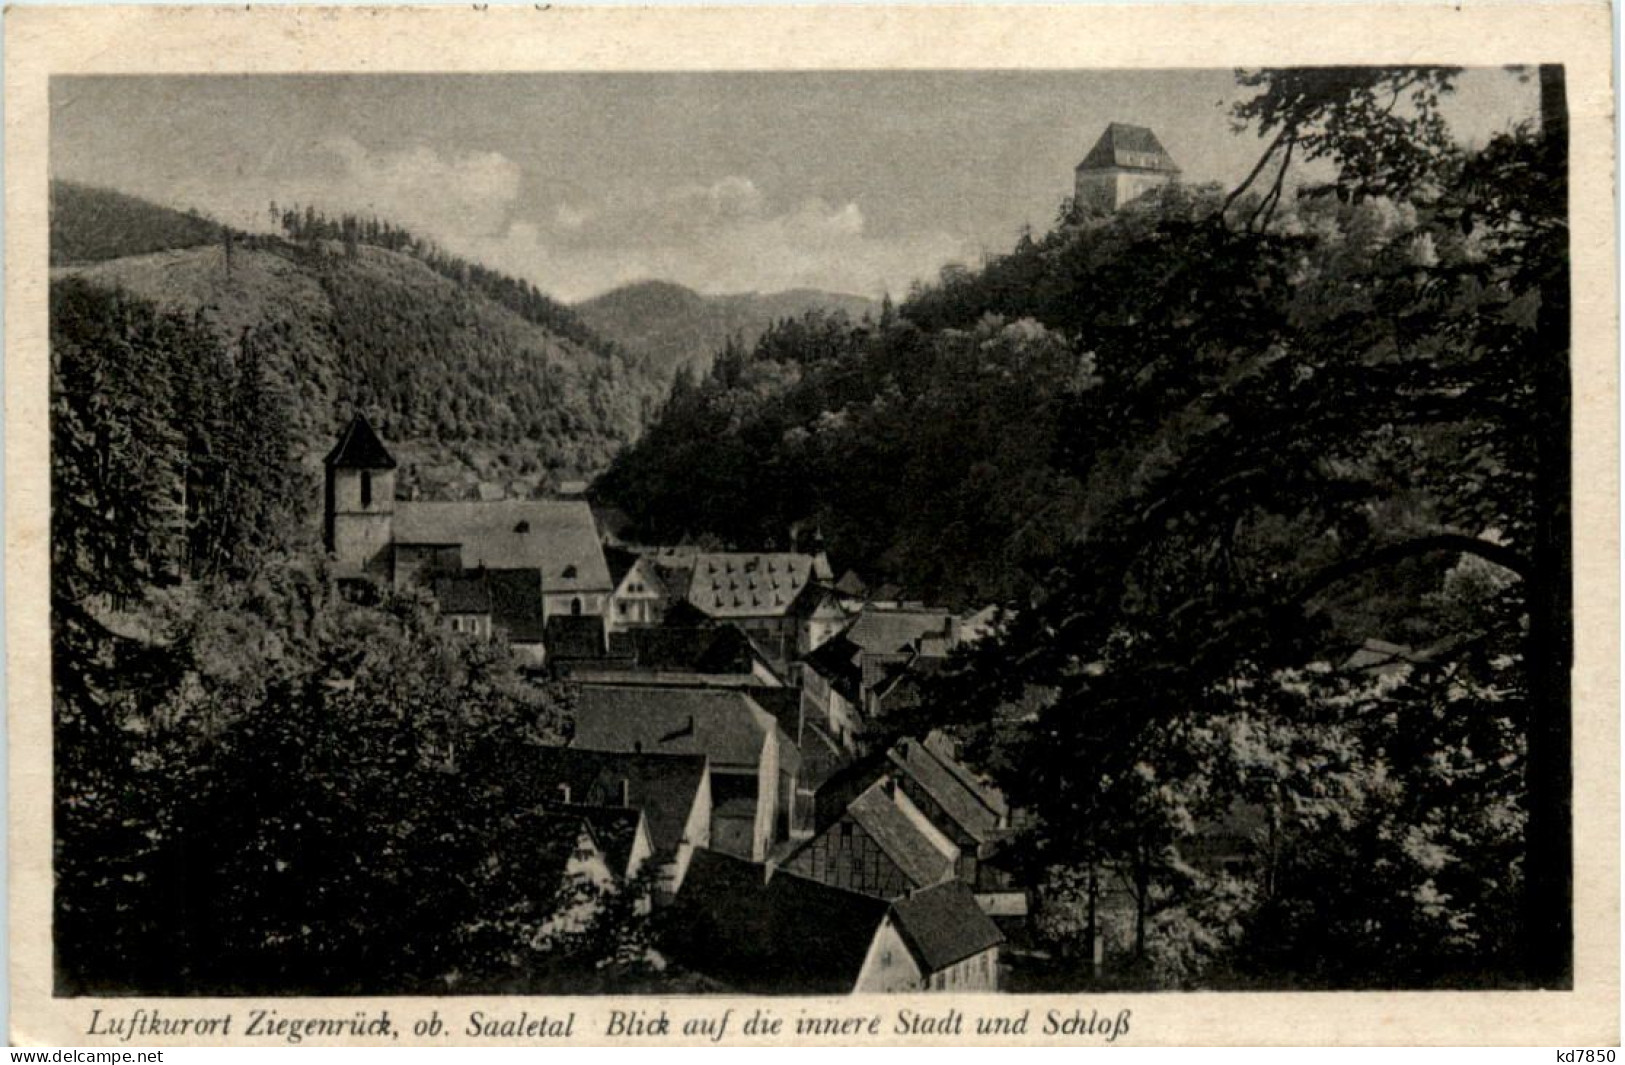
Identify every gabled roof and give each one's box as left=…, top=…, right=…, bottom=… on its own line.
left=324, top=413, right=397, bottom=470
left=618, top=624, right=762, bottom=675
left=606, top=546, right=665, bottom=596
left=574, top=686, right=782, bottom=771
left=553, top=802, right=645, bottom=878
left=1077, top=122, right=1181, bottom=175
left=486, top=568, right=547, bottom=643
left=889, top=880, right=1005, bottom=973
left=924, top=731, right=1010, bottom=821
left=668, top=849, right=892, bottom=994
left=505, top=746, right=709, bottom=866
left=686, top=553, right=821, bottom=619
left=393, top=500, right=611, bottom=593
left=845, top=607, right=958, bottom=656
left=545, top=615, right=608, bottom=661
left=889, top=737, right=1003, bottom=844
left=803, top=632, right=863, bottom=704
left=432, top=573, right=491, bottom=615
left=846, top=784, right=955, bottom=890
left=834, top=570, right=868, bottom=597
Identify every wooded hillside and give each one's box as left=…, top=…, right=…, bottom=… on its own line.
left=52, top=184, right=667, bottom=495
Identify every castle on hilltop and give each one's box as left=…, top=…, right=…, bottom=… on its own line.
left=1074, top=122, right=1181, bottom=214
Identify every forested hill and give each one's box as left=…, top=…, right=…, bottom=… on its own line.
left=576, top=279, right=879, bottom=379
left=51, top=181, right=232, bottom=264
left=51, top=184, right=667, bottom=495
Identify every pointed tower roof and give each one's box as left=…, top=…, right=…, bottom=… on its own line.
left=1076, top=122, right=1181, bottom=175
left=324, top=413, right=397, bottom=470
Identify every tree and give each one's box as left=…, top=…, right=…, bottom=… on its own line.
left=911, top=66, right=1564, bottom=988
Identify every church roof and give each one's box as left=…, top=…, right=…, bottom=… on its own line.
left=1076, top=122, right=1181, bottom=175
left=324, top=414, right=397, bottom=470
left=393, top=500, right=611, bottom=593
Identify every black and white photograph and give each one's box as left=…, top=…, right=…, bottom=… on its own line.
left=10, top=3, right=1617, bottom=1046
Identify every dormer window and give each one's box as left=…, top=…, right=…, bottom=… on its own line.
left=562, top=564, right=578, bottom=579
left=514, top=520, right=531, bottom=534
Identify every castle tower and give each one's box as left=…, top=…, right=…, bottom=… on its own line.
left=323, top=413, right=397, bottom=574
left=1074, top=122, right=1181, bottom=215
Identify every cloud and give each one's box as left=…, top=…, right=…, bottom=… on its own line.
left=463, top=175, right=975, bottom=301
left=160, top=136, right=523, bottom=244
left=155, top=154, right=970, bottom=303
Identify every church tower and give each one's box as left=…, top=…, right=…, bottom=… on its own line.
left=1074, top=122, right=1181, bottom=215
left=323, top=413, right=397, bottom=575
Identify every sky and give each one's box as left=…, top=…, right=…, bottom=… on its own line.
left=51, top=70, right=1539, bottom=302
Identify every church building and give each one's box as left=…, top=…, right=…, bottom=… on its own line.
left=323, top=414, right=612, bottom=664
left=1074, top=122, right=1181, bottom=214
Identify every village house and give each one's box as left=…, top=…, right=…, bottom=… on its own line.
left=783, top=777, right=959, bottom=898
left=572, top=685, right=800, bottom=861
left=668, top=849, right=1003, bottom=993
left=816, top=735, right=1026, bottom=916
left=677, top=551, right=835, bottom=664
left=604, top=545, right=669, bottom=631
left=513, top=810, right=618, bottom=941
left=801, top=605, right=961, bottom=752
left=322, top=414, right=612, bottom=665
left=508, top=745, right=713, bottom=900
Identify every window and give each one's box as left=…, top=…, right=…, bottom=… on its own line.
left=571, top=597, right=583, bottom=616
left=619, top=602, right=628, bottom=616
left=360, top=470, right=373, bottom=508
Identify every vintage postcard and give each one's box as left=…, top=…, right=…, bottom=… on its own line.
left=6, top=3, right=1618, bottom=1048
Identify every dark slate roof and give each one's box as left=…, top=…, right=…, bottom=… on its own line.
left=803, top=632, right=863, bottom=704
left=486, top=568, right=547, bottom=643
left=924, top=731, right=1010, bottom=820
left=604, top=545, right=642, bottom=589
left=847, top=784, right=955, bottom=890
left=545, top=615, right=608, bottom=661
left=573, top=686, right=779, bottom=771
left=324, top=413, right=397, bottom=470
left=431, top=574, right=491, bottom=615
left=393, top=500, right=611, bottom=593
left=553, top=802, right=645, bottom=878
left=889, top=737, right=1002, bottom=844
left=746, top=686, right=803, bottom=741
left=889, top=880, right=1005, bottom=972
left=505, top=746, right=708, bottom=866
left=668, top=849, right=891, bottom=994
left=620, top=625, right=755, bottom=674
left=796, top=585, right=850, bottom=621
left=1077, top=122, right=1181, bottom=174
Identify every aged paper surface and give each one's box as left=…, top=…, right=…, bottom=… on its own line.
left=7, top=3, right=1618, bottom=1047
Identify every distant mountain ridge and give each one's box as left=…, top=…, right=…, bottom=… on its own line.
left=51, top=182, right=667, bottom=496
left=576, top=280, right=879, bottom=378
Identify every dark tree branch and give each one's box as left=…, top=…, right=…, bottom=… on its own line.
left=1293, top=532, right=1532, bottom=608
